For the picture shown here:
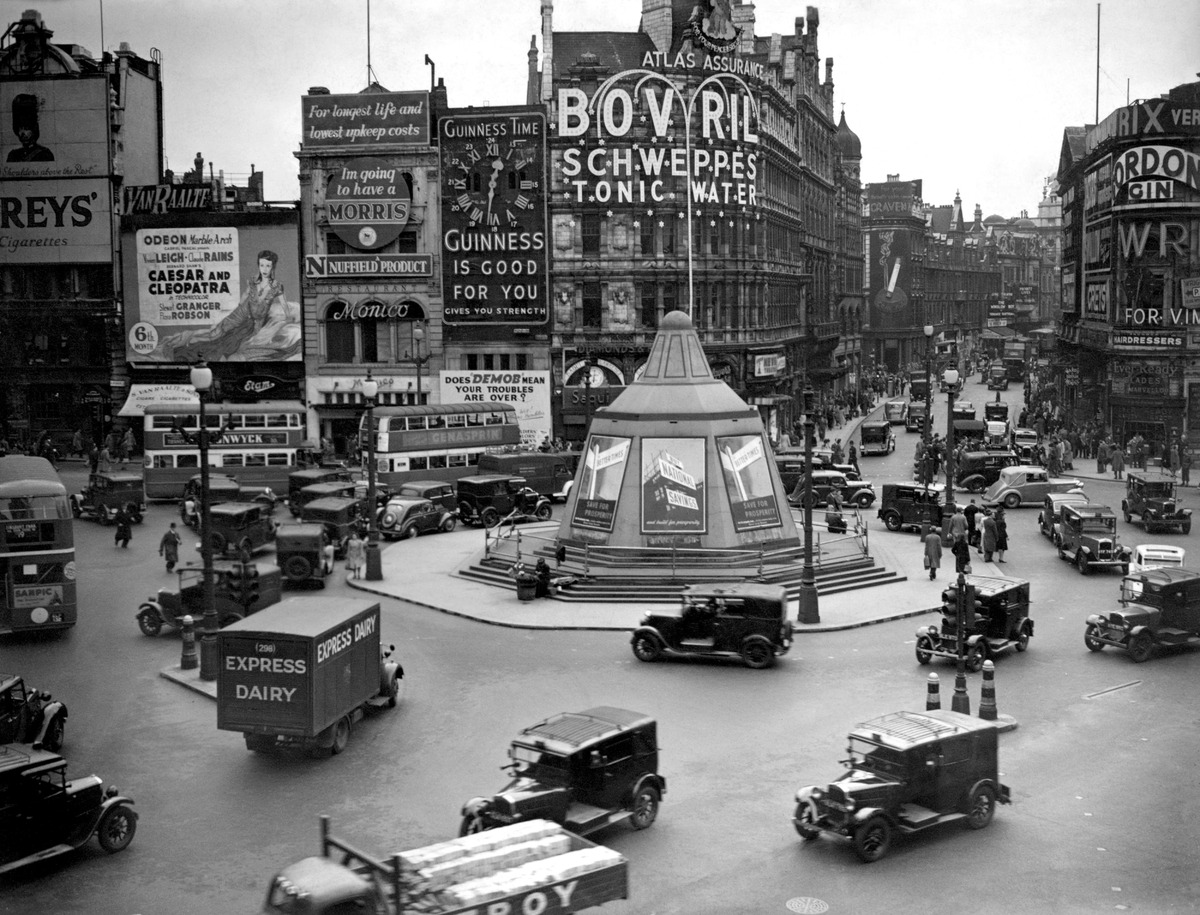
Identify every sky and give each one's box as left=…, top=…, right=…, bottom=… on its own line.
left=20, top=0, right=1200, bottom=217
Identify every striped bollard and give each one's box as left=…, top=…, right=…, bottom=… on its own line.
left=180, top=614, right=198, bottom=670
left=978, top=659, right=1018, bottom=732
left=925, top=672, right=941, bottom=711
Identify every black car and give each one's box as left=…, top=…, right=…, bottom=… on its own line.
left=1056, top=503, right=1131, bottom=575
left=0, top=745, right=137, bottom=875
left=0, top=674, right=67, bottom=751
left=793, top=709, right=1010, bottom=862
left=876, top=482, right=949, bottom=533
left=631, top=583, right=792, bottom=669
left=1122, top=471, right=1192, bottom=534
left=955, top=451, right=1021, bottom=494
left=456, top=474, right=552, bottom=527
left=393, top=479, right=457, bottom=514
left=70, top=472, right=146, bottom=524
left=915, top=575, right=1033, bottom=669
left=1086, top=567, right=1200, bottom=662
left=460, top=706, right=666, bottom=837
left=788, top=469, right=876, bottom=509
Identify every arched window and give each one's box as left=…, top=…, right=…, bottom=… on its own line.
left=324, top=302, right=355, bottom=363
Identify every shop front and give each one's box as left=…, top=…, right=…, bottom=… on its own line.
left=1108, top=358, right=1185, bottom=454
left=306, top=373, right=415, bottom=458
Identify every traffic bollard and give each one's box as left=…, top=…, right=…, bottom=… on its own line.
left=925, top=672, right=941, bottom=710
left=180, top=614, right=198, bottom=670
left=978, top=660, right=997, bottom=720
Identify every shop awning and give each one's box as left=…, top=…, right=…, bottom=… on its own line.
left=117, top=384, right=200, bottom=417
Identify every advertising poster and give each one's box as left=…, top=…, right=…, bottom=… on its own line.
left=124, top=220, right=302, bottom=363
left=641, top=438, right=706, bottom=534
left=0, top=80, right=108, bottom=179
left=572, top=435, right=632, bottom=532
left=868, top=228, right=915, bottom=329
left=717, top=434, right=781, bottom=532
left=439, top=371, right=551, bottom=448
left=301, top=91, right=429, bottom=148
left=325, top=156, right=411, bottom=250
left=0, top=177, right=111, bottom=263
left=440, top=109, right=549, bottom=325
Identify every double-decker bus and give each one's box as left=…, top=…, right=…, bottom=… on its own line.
left=143, top=401, right=309, bottom=500
left=0, top=456, right=76, bottom=634
left=360, top=403, right=522, bottom=488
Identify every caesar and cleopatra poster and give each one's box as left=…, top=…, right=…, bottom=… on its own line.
left=572, top=436, right=632, bottom=532
left=717, top=434, right=781, bottom=532
left=641, top=438, right=706, bottom=534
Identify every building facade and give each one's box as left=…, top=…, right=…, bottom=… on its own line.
left=1056, top=79, right=1200, bottom=450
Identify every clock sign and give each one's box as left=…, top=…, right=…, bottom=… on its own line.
left=440, top=109, right=549, bottom=326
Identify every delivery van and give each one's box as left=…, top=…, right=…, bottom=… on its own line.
left=476, top=452, right=578, bottom=501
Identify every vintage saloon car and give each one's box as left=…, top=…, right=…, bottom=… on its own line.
left=983, top=400, right=1010, bottom=422
left=788, top=470, right=876, bottom=509
left=460, top=707, right=666, bottom=837
left=1011, top=428, right=1040, bottom=463
left=955, top=451, right=1020, bottom=494
left=1038, top=492, right=1091, bottom=544
left=984, top=465, right=1083, bottom=509
left=0, top=746, right=137, bottom=876
left=204, top=502, right=277, bottom=559
left=456, top=475, right=553, bottom=528
left=1085, top=567, right=1200, bottom=662
left=0, top=674, right=67, bottom=751
left=883, top=399, right=909, bottom=425
left=631, top=583, right=792, bottom=669
left=274, top=523, right=332, bottom=587
left=377, top=497, right=456, bottom=540
left=393, top=479, right=457, bottom=514
left=1122, top=471, right=1192, bottom=534
left=1056, top=504, right=1131, bottom=575
left=876, top=482, right=948, bottom=533
left=986, top=363, right=1010, bottom=390
left=859, top=421, right=895, bottom=456
left=70, top=472, right=146, bottom=524
left=915, top=575, right=1033, bottom=670
left=792, top=710, right=1010, bottom=863
left=136, top=560, right=283, bottom=636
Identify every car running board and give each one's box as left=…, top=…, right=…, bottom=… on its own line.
left=895, top=805, right=965, bottom=832
left=565, top=803, right=628, bottom=834
left=0, top=843, right=75, bottom=876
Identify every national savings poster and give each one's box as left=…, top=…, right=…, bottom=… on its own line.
left=641, top=438, right=706, bottom=534
left=572, top=435, right=631, bottom=532
left=717, top=434, right=781, bottom=532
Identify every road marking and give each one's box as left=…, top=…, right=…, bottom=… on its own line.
left=1084, top=680, right=1141, bottom=699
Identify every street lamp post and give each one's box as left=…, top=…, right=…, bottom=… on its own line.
left=361, top=372, right=382, bottom=582
left=944, top=368, right=960, bottom=505
left=952, top=570, right=971, bottom=714
left=922, top=324, right=935, bottom=529
left=406, top=321, right=429, bottom=405
left=797, top=382, right=820, bottom=624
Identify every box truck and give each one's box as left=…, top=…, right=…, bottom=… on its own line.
left=476, top=452, right=579, bottom=501
left=217, top=597, right=402, bottom=755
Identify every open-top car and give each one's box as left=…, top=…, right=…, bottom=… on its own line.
left=1086, top=568, right=1200, bottom=662
left=70, top=472, right=145, bottom=525
left=876, top=482, right=948, bottom=533
left=0, top=674, right=67, bottom=751
left=858, top=421, right=895, bottom=456
left=915, top=574, right=1032, bottom=669
left=1056, top=503, right=1131, bottom=575
left=377, top=497, right=456, bottom=540
left=0, top=744, right=137, bottom=875
left=1122, top=471, right=1192, bottom=534
left=459, top=707, right=666, bottom=838
left=135, top=560, right=283, bottom=636
left=984, top=465, right=1083, bottom=509
left=631, top=583, right=792, bottom=669
left=792, top=709, right=1010, bottom=863
left=1038, top=492, right=1091, bottom=545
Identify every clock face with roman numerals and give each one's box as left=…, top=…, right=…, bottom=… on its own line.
left=446, top=135, right=540, bottom=231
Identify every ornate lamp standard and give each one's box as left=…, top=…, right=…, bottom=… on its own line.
left=797, top=382, right=820, bottom=624
left=406, top=321, right=429, bottom=405
left=361, top=372, right=382, bottom=582
left=922, top=324, right=935, bottom=529
left=944, top=367, right=960, bottom=504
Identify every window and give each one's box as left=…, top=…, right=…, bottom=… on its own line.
left=662, top=283, right=677, bottom=315
left=582, top=282, right=602, bottom=328
left=641, top=285, right=657, bottom=328
left=641, top=220, right=655, bottom=257
left=325, top=311, right=355, bottom=363
left=582, top=215, right=601, bottom=255
left=662, top=220, right=676, bottom=256
left=360, top=316, right=380, bottom=363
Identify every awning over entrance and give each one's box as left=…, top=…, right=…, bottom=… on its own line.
left=117, top=384, right=200, bottom=417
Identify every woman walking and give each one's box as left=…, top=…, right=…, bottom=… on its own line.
left=345, top=530, right=366, bottom=580
left=994, top=509, right=1009, bottom=563
left=981, top=510, right=998, bottom=563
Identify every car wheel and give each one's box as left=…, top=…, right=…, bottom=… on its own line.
left=741, top=639, right=775, bottom=670
left=330, top=717, right=351, bottom=755
left=632, top=633, right=664, bottom=662
left=210, top=533, right=228, bottom=555
left=793, top=802, right=821, bottom=840
left=1128, top=630, right=1154, bottom=663
left=884, top=513, right=902, bottom=532
left=1076, top=551, right=1089, bottom=575
left=629, top=785, right=660, bottom=829
left=965, top=784, right=996, bottom=830
left=1003, top=493, right=1020, bottom=509
left=855, top=493, right=873, bottom=508
left=283, top=556, right=313, bottom=581
left=966, top=642, right=986, bottom=673
left=535, top=503, right=553, bottom=521
left=967, top=479, right=986, bottom=494
left=381, top=511, right=399, bottom=529
left=480, top=507, right=500, bottom=528
left=915, top=636, right=933, bottom=665
left=1015, top=623, right=1031, bottom=652
left=41, top=715, right=65, bottom=752
left=97, top=805, right=137, bottom=853
left=402, top=525, right=419, bottom=540
left=852, top=815, right=892, bottom=863
left=460, top=814, right=489, bottom=836
left=1084, top=624, right=1105, bottom=652
left=136, top=607, right=162, bottom=637
left=440, top=516, right=457, bottom=533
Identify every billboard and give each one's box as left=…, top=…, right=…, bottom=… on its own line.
left=868, top=228, right=916, bottom=328
left=717, top=434, right=781, bottom=532
left=439, top=109, right=549, bottom=325
left=301, top=91, right=429, bottom=148
left=572, top=435, right=632, bottom=532
left=0, top=80, right=109, bottom=179
left=325, top=157, right=411, bottom=250
left=641, top=437, right=706, bottom=534
left=0, top=177, right=111, bottom=263
left=123, top=216, right=302, bottom=363
left=439, top=370, right=551, bottom=448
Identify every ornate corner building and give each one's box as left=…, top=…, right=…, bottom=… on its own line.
left=1056, top=78, right=1200, bottom=449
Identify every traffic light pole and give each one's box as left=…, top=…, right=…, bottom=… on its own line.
left=952, top=571, right=971, bottom=714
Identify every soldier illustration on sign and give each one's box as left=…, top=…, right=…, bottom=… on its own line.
left=7, top=93, right=53, bottom=162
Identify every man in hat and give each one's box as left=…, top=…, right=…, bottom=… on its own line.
left=7, top=93, right=54, bottom=162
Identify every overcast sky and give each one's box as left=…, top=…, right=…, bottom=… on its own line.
left=29, top=0, right=1200, bottom=217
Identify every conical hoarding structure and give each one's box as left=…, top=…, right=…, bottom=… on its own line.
left=558, top=311, right=800, bottom=556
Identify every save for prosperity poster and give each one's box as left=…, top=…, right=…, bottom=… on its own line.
left=717, top=434, right=781, bottom=532
left=571, top=435, right=631, bottom=532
